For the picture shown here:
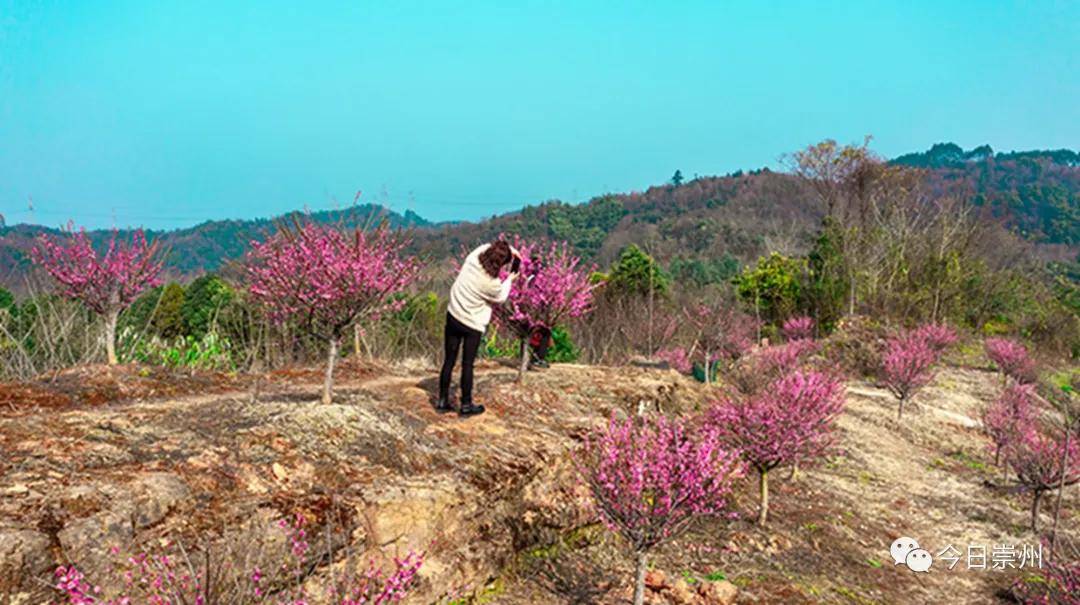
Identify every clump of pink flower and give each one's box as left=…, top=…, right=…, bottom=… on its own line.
left=912, top=323, right=958, bottom=353
left=982, top=383, right=1038, bottom=466
left=985, top=337, right=1036, bottom=385
left=781, top=316, right=814, bottom=341
left=754, top=338, right=820, bottom=376
left=1013, top=556, right=1080, bottom=604
left=707, top=370, right=845, bottom=525
left=575, top=413, right=742, bottom=605
left=53, top=513, right=423, bottom=605
left=881, top=332, right=937, bottom=420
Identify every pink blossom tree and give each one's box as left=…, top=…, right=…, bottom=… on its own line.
left=1007, top=425, right=1080, bottom=532
left=575, top=413, right=742, bottom=605
left=492, top=238, right=596, bottom=380
left=32, top=227, right=164, bottom=365
left=683, top=303, right=758, bottom=385
left=707, top=370, right=845, bottom=525
left=245, top=223, right=417, bottom=403
left=985, top=337, right=1036, bottom=385
left=882, top=333, right=937, bottom=421
left=982, top=383, right=1038, bottom=466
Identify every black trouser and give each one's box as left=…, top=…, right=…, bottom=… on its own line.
left=439, top=312, right=483, bottom=405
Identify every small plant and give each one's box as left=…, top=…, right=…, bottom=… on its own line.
left=575, top=413, right=742, bottom=605
left=912, top=323, right=958, bottom=353
left=707, top=370, right=845, bottom=525
left=985, top=337, right=1036, bottom=385
left=1007, top=426, right=1080, bottom=532
left=982, top=383, right=1038, bottom=466
left=882, top=332, right=937, bottom=420
left=32, top=227, right=164, bottom=365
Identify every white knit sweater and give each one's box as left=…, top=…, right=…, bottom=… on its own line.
left=447, top=244, right=517, bottom=333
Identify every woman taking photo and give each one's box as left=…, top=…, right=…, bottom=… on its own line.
left=437, top=240, right=520, bottom=416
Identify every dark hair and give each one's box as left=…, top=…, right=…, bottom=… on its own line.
left=479, top=240, right=512, bottom=277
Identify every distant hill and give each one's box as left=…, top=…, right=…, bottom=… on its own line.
left=1, top=143, right=1077, bottom=294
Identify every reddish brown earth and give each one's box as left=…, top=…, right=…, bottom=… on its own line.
left=0, top=359, right=1075, bottom=604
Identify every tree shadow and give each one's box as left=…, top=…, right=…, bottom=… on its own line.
left=525, top=551, right=626, bottom=605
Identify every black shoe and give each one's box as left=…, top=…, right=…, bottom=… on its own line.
left=434, top=397, right=453, bottom=414
left=458, top=403, right=486, bottom=417
left=530, top=359, right=550, bottom=369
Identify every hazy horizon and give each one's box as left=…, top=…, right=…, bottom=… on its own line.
left=2, top=1, right=1077, bottom=230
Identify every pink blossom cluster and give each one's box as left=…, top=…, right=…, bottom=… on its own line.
left=493, top=237, right=597, bottom=338
left=32, top=227, right=163, bottom=315
left=52, top=514, right=423, bottom=605
left=981, top=384, right=1038, bottom=464
left=707, top=370, right=846, bottom=475
left=575, top=413, right=743, bottom=553
left=245, top=224, right=418, bottom=339
left=781, top=316, right=814, bottom=341
left=1012, top=557, right=1080, bottom=604
left=881, top=332, right=938, bottom=419
left=985, top=337, right=1036, bottom=384
left=655, top=347, right=692, bottom=374
left=753, top=338, right=820, bottom=376
left=911, top=323, right=958, bottom=352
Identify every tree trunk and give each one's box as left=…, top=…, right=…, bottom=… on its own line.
left=1050, top=426, right=1072, bottom=559
left=703, top=351, right=711, bottom=386
left=517, top=338, right=529, bottom=382
left=896, top=396, right=905, bottom=421
left=354, top=324, right=363, bottom=360
left=104, top=308, right=119, bottom=365
left=322, top=337, right=339, bottom=404
left=633, top=551, right=647, bottom=605
left=758, top=469, right=770, bottom=526
left=1031, top=490, right=1042, bottom=534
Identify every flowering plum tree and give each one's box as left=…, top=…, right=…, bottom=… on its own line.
left=882, top=333, right=937, bottom=420
left=245, top=223, right=417, bottom=403
left=982, top=383, right=1038, bottom=466
left=493, top=238, right=596, bottom=380
left=576, top=414, right=742, bottom=605
left=32, top=227, right=164, bottom=365
left=985, top=337, right=1036, bottom=385
left=1007, top=426, right=1080, bottom=532
left=708, top=370, right=845, bottom=525
left=683, top=303, right=758, bottom=385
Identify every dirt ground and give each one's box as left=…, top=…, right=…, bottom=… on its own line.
left=0, top=360, right=1074, bottom=604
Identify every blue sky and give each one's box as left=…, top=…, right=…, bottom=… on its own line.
left=1, top=0, right=1077, bottom=229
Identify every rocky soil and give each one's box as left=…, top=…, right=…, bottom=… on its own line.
left=0, top=359, right=1075, bottom=604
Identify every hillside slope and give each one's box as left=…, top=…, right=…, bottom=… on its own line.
left=0, top=360, right=1072, bottom=603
